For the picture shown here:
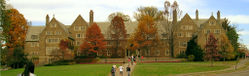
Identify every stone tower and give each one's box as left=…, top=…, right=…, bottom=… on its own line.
left=89, top=10, right=94, bottom=25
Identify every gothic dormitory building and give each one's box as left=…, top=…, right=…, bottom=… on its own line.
left=24, top=9, right=226, bottom=65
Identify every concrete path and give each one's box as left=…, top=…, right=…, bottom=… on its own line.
left=109, top=62, right=136, bottom=76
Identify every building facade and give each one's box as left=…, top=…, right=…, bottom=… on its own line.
left=24, top=9, right=226, bottom=65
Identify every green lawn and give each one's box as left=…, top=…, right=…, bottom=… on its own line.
left=132, top=61, right=235, bottom=76
left=1, top=64, right=113, bottom=76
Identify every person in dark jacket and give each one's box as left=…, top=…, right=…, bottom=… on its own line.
left=126, top=65, right=131, bottom=76
left=111, top=66, right=115, bottom=76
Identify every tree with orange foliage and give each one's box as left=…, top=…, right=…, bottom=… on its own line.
left=80, top=23, right=106, bottom=57
left=109, top=16, right=127, bottom=57
left=1, top=7, right=29, bottom=68
left=2, top=8, right=28, bottom=52
left=59, top=39, right=73, bottom=60
left=130, top=15, right=160, bottom=56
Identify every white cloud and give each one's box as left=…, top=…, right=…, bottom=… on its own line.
left=226, top=15, right=249, bottom=24
left=238, top=31, right=249, bottom=36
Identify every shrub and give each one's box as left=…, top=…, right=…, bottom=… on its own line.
left=177, top=53, right=186, bottom=58
left=44, top=60, right=75, bottom=66
left=7, top=47, right=28, bottom=69
left=188, top=55, right=195, bottom=61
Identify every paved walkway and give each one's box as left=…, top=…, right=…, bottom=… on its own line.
left=109, top=62, right=136, bottom=76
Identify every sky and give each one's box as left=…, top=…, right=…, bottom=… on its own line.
left=6, top=0, right=249, bottom=48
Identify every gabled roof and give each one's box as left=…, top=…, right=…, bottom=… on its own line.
left=25, top=26, right=45, bottom=41
left=49, top=17, right=69, bottom=33
left=71, top=15, right=88, bottom=27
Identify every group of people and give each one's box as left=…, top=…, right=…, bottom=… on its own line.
left=111, top=64, right=131, bottom=76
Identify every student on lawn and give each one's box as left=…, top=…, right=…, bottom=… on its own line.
left=119, top=65, right=124, bottom=76
left=111, top=65, right=116, bottom=76
left=126, top=65, right=131, bottom=76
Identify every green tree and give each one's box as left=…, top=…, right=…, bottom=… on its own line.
left=7, top=47, right=28, bottom=69
left=221, top=19, right=239, bottom=57
left=185, top=36, right=204, bottom=61
left=220, top=34, right=235, bottom=61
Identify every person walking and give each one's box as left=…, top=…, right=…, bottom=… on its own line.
left=111, top=66, right=115, bottom=76
left=119, top=65, right=124, bottom=76
left=131, top=55, right=134, bottom=65
left=126, top=65, right=131, bottom=76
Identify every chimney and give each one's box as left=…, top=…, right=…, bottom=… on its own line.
left=217, top=10, right=220, bottom=22
left=196, top=9, right=199, bottom=20
left=46, top=14, right=49, bottom=26
left=173, top=9, right=177, bottom=25
left=89, top=10, right=94, bottom=25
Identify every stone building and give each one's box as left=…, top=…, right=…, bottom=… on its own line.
left=24, top=9, right=226, bottom=65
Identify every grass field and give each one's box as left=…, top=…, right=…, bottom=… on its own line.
left=1, top=64, right=113, bottom=76
left=132, top=61, right=236, bottom=76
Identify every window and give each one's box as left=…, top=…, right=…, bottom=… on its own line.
left=76, top=33, right=82, bottom=38
left=179, top=49, right=185, bottom=54
left=188, top=26, right=193, bottom=30
left=55, top=31, right=61, bottom=35
left=46, top=47, right=59, bottom=55
left=31, top=35, right=38, bottom=39
left=46, top=31, right=52, bottom=35
left=76, top=41, right=81, bottom=46
left=179, top=41, right=187, bottom=47
left=178, top=33, right=183, bottom=37
left=205, top=29, right=211, bottom=34
left=74, top=26, right=84, bottom=31
left=46, top=38, right=59, bottom=43
left=186, top=32, right=192, bottom=37
left=80, top=26, right=84, bottom=30
left=31, top=42, right=39, bottom=47
left=107, top=48, right=111, bottom=56
left=156, top=50, right=160, bottom=56
left=181, top=26, right=186, bottom=30
left=162, top=34, right=167, bottom=39
left=107, top=42, right=111, bottom=46
left=215, top=29, right=220, bottom=34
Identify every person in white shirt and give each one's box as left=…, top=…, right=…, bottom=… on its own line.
left=119, top=65, right=123, bottom=76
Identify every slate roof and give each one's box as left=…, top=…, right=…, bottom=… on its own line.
left=25, top=14, right=218, bottom=41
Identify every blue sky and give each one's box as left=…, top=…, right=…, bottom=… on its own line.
left=7, top=0, right=249, bottom=48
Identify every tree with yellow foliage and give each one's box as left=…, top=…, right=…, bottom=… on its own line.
left=220, top=34, right=235, bottom=61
